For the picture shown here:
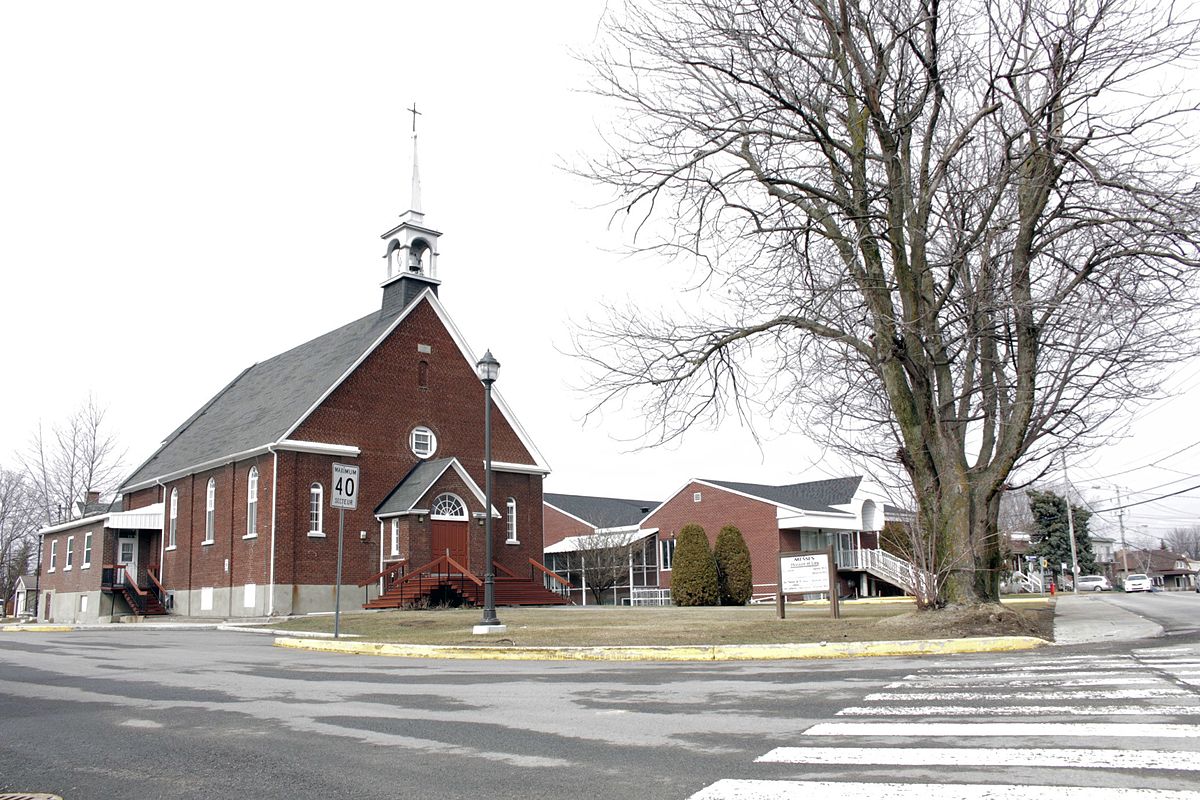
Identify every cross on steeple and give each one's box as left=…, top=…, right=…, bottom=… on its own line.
left=408, top=102, right=422, bottom=133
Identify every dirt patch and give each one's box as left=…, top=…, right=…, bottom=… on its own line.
left=873, top=603, right=1054, bottom=641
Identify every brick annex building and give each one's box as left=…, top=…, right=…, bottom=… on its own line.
left=35, top=136, right=560, bottom=623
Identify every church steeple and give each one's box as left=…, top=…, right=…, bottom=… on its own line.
left=381, top=102, right=441, bottom=314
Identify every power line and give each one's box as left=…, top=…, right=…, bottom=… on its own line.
left=1092, top=482, right=1200, bottom=513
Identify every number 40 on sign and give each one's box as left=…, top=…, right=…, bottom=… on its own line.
left=331, top=463, right=359, bottom=510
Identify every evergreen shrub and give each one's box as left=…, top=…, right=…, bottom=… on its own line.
left=671, top=523, right=718, bottom=606
left=715, top=524, right=753, bottom=605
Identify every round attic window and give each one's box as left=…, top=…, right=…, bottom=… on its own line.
left=410, top=426, right=437, bottom=458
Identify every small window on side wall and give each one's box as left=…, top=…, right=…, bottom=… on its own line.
left=309, top=483, right=324, bottom=535
left=660, top=538, right=676, bottom=571
left=506, top=498, right=518, bottom=543
left=418, top=360, right=430, bottom=389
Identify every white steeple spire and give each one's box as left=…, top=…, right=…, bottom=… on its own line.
left=408, top=102, right=423, bottom=219
left=379, top=102, right=442, bottom=308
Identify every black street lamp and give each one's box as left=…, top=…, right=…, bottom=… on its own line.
left=474, top=349, right=504, bottom=633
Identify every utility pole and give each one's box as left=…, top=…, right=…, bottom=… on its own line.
left=1116, top=486, right=1129, bottom=582
left=1062, top=454, right=1080, bottom=595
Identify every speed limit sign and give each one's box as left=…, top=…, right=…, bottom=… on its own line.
left=331, top=463, right=359, bottom=510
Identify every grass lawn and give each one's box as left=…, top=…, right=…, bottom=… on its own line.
left=265, top=599, right=1054, bottom=647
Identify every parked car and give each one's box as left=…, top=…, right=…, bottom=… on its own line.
left=1077, top=575, right=1111, bottom=592
left=1124, top=573, right=1153, bottom=592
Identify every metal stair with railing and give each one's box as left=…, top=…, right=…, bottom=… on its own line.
left=837, top=547, right=923, bottom=594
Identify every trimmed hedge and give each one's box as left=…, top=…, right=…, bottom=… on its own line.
left=715, top=524, right=753, bottom=605
left=671, top=523, right=718, bottom=606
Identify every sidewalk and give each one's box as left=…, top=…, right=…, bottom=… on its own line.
left=1052, top=592, right=1163, bottom=645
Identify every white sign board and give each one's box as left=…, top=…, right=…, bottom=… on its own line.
left=780, top=552, right=830, bottom=594
left=331, top=463, right=359, bottom=510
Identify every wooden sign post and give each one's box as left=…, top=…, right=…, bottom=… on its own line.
left=778, top=546, right=840, bottom=619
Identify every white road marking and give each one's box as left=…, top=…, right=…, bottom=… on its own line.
left=886, top=677, right=1161, bottom=689
left=837, top=704, right=1200, bottom=716
left=805, top=721, right=1200, bottom=738
left=865, top=688, right=1186, bottom=701
left=688, top=779, right=1198, bottom=799
left=757, top=745, right=1200, bottom=770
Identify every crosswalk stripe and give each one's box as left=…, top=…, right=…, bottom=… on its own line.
left=865, top=688, right=1185, bottom=701
left=804, top=721, right=1200, bottom=738
left=886, top=676, right=1162, bottom=688
left=837, top=704, right=1200, bottom=716
left=688, top=779, right=1198, bottom=799
left=757, top=745, right=1200, bottom=770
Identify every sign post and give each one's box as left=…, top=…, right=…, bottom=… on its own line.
left=331, top=463, right=359, bottom=639
left=778, top=547, right=840, bottom=620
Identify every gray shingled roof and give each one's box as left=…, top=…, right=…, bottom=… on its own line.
left=375, top=458, right=456, bottom=517
left=122, top=306, right=407, bottom=489
left=543, top=493, right=659, bottom=528
left=702, top=476, right=862, bottom=514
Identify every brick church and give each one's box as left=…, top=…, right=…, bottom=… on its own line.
left=35, top=128, right=562, bottom=622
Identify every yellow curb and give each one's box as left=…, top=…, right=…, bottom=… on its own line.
left=274, top=634, right=1047, bottom=661
left=2, top=625, right=74, bottom=633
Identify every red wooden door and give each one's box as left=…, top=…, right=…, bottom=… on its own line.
left=431, top=519, right=469, bottom=567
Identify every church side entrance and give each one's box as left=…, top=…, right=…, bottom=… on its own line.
left=430, top=493, right=469, bottom=567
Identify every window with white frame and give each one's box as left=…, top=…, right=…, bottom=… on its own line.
left=83, top=532, right=92, bottom=568
left=65, top=536, right=74, bottom=570
left=660, top=538, right=676, bottom=571
left=309, top=482, right=324, bottom=534
left=204, top=478, right=216, bottom=544
left=49, top=540, right=57, bottom=572
left=409, top=426, right=437, bottom=458
left=246, top=466, right=259, bottom=537
left=168, top=488, right=178, bottom=549
left=390, top=519, right=400, bottom=557
left=506, top=497, right=518, bottom=543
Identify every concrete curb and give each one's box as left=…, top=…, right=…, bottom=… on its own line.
left=273, top=634, right=1048, bottom=661
left=2, top=625, right=75, bottom=633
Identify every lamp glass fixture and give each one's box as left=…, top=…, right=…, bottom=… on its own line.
left=476, top=350, right=500, bottom=384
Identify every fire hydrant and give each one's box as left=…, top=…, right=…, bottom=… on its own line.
left=1049, top=582, right=1056, bottom=596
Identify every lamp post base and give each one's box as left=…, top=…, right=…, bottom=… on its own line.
left=472, top=623, right=508, bottom=635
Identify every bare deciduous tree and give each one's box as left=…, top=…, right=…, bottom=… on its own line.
left=0, top=467, right=38, bottom=610
left=575, top=0, right=1200, bottom=606
left=1163, top=526, right=1200, bottom=559
left=22, top=397, right=126, bottom=526
left=573, top=528, right=646, bottom=604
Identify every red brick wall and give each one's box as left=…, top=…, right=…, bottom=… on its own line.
left=124, top=487, right=159, bottom=511
left=135, top=297, right=547, bottom=604
left=542, top=504, right=593, bottom=548
left=285, top=298, right=545, bottom=584
left=39, top=521, right=104, bottom=594
left=645, top=482, right=780, bottom=591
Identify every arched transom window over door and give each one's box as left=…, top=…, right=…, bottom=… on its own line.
left=430, top=493, right=467, bottom=520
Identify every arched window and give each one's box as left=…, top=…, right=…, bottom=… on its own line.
left=418, top=359, right=430, bottom=389
left=246, top=467, right=259, bottom=537
left=204, top=478, right=216, bottom=544
left=168, top=488, right=178, bottom=549
left=430, top=493, right=467, bottom=519
left=506, top=497, right=518, bottom=543
left=310, top=483, right=324, bottom=534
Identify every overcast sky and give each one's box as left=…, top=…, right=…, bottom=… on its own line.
left=2, top=1, right=1197, bottom=546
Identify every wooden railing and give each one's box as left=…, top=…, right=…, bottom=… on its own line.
left=384, top=554, right=483, bottom=605
left=147, top=566, right=170, bottom=611
left=529, top=558, right=573, bottom=596
left=359, top=559, right=407, bottom=603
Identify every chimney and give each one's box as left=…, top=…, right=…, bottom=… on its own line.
left=87, top=491, right=100, bottom=504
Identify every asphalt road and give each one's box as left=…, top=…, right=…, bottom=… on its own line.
left=2, top=600, right=1199, bottom=800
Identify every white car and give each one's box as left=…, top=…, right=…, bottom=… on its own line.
left=1077, top=575, right=1111, bottom=592
left=1124, top=573, right=1153, bottom=592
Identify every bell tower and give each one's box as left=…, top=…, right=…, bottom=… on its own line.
left=381, top=103, right=441, bottom=314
